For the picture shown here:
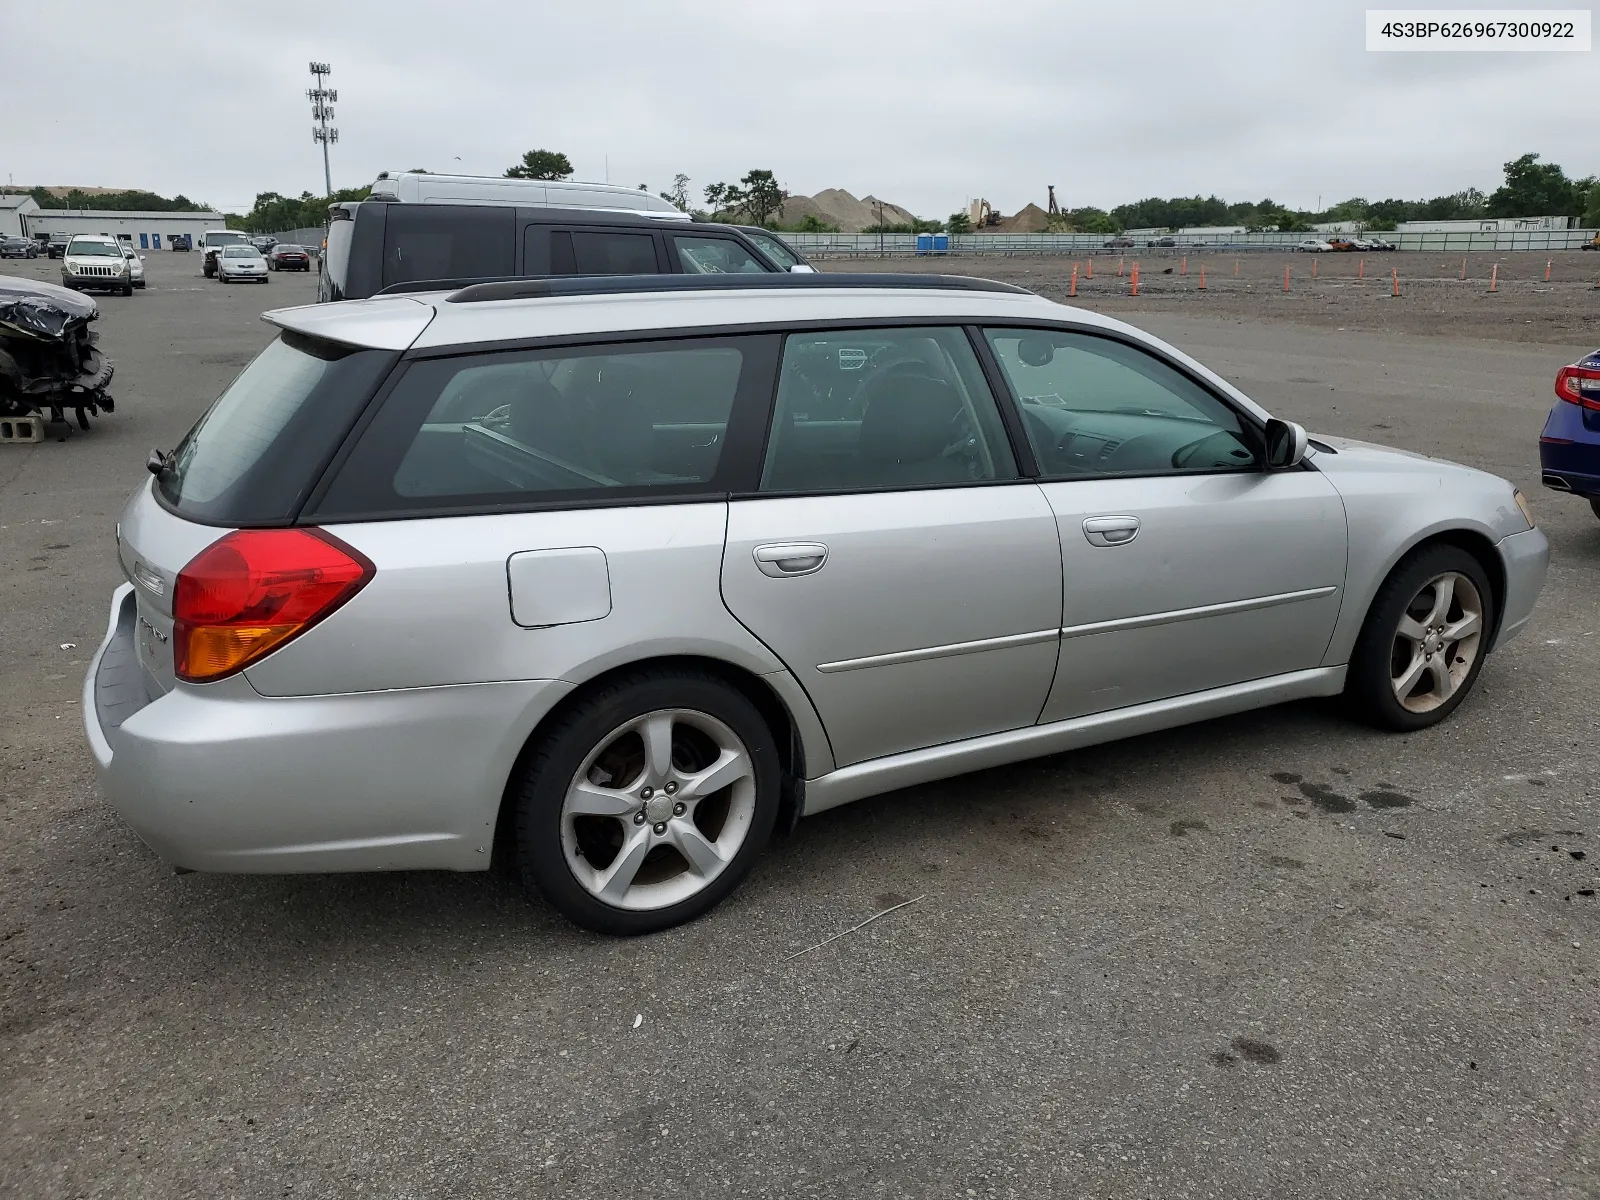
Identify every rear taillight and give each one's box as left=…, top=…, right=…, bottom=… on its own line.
left=173, top=529, right=373, bottom=683
left=1554, top=365, right=1600, bottom=410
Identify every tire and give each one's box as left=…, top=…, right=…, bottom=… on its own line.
left=1344, top=543, right=1496, bottom=731
left=513, top=670, right=781, bottom=935
left=135, top=281, right=145, bottom=289
left=121, top=281, right=133, bottom=297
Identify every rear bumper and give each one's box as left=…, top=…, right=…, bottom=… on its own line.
left=1492, top=527, right=1549, bottom=651
left=1539, top=404, right=1600, bottom=497
left=83, top=586, right=572, bottom=874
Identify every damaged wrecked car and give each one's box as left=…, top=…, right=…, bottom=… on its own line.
left=0, top=275, right=115, bottom=435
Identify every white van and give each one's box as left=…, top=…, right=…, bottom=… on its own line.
left=366, top=171, right=691, bottom=220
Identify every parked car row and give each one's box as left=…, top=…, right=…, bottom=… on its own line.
left=0, top=235, right=40, bottom=258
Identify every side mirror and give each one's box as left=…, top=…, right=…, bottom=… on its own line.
left=789, top=263, right=817, bottom=273
left=1264, top=418, right=1309, bottom=469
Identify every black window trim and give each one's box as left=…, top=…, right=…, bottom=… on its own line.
left=298, top=332, right=781, bottom=525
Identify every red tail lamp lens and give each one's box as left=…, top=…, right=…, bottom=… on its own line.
left=1554, top=365, right=1600, bottom=410
left=174, top=528, right=373, bottom=683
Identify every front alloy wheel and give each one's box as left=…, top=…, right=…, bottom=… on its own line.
left=1389, top=571, right=1483, bottom=713
left=1346, top=544, right=1496, bottom=731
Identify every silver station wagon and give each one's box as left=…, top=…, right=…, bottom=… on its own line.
left=84, top=275, right=1549, bottom=934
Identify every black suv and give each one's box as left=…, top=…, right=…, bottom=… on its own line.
left=319, top=203, right=811, bottom=303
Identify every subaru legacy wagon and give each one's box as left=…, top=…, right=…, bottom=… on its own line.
left=85, top=274, right=1548, bottom=934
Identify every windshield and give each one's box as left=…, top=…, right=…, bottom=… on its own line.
left=68, top=241, right=120, bottom=257
left=746, top=232, right=801, bottom=270
left=223, top=246, right=258, bottom=258
left=157, top=333, right=395, bottom=524
left=206, top=233, right=249, bottom=247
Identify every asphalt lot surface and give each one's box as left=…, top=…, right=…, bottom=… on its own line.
left=2, top=252, right=1597, bottom=1199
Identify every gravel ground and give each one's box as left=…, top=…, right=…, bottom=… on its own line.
left=822, top=249, right=1600, bottom=345
left=1, top=251, right=1597, bottom=1199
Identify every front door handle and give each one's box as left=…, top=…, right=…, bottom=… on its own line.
left=753, top=542, right=829, bottom=577
left=1083, top=516, right=1140, bottom=547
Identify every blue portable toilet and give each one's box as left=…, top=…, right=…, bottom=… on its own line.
left=915, top=232, right=933, bottom=255
left=152, top=233, right=161, bottom=249
left=933, top=232, right=950, bottom=253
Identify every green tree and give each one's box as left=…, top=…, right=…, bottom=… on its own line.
left=703, top=181, right=739, bottom=215
left=660, top=173, right=690, bottom=210
left=738, top=169, right=787, bottom=227
left=1065, top=207, right=1116, bottom=234
left=1488, top=153, right=1577, bottom=218
left=1584, top=183, right=1600, bottom=229
left=780, top=213, right=839, bottom=233
left=505, top=149, right=574, bottom=180
left=946, top=212, right=972, bottom=234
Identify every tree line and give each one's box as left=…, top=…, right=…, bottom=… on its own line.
left=53, top=149, right=1599, bottom=237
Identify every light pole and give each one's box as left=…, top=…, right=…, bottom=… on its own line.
left=307, top=62, right=338, bottom=197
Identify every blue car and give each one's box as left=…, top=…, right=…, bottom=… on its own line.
left=1540, top=351, right=1600, bottom=520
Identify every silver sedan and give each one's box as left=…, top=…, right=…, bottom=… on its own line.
left=83, top=276, right=1549, bottom=934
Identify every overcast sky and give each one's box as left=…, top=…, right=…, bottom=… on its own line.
left=4, top=0, right=1594, bottom=216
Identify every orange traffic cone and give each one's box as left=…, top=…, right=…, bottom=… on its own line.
left=1180, top=256, right=1188, bottom=276
left=1085, top=258, right=1093, bottom=279
left=1391, top=267, right=1399, bottom=297
left=1312, top=256, right=1318, bottom=278
left=1198, top=265, right=1207, bottom=291
left=1069, top=263, right=1078, bottom=297
left=1489, top=263, right=1499, bottom=293
left=1130, top=263, right=1140, bottom=296
left=1358, top=257, right=1365, bottom=279
left=1545, top=259, right=1552, bottom=282
left=1283, top=264, right=1290, bottom=292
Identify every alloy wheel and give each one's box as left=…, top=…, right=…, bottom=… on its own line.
left=1389, top=571, right=1484, bottom=713
left=560, top=708, right=757, bottom=911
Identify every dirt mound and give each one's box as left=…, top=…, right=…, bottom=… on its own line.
left=776, top=188, right=917, bottom=232
left=989, top=203, right=1051, bottom=233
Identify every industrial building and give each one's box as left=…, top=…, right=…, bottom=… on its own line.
left=0, top=194, right=41, bottom=237
left=1396, top=215, right=1573, bottom=233
left=13, top=205, right=229, bottom=250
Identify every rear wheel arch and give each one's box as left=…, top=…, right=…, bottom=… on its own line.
left=493, top=655, right=808, bottom=867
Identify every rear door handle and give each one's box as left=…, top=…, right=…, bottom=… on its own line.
left=753, top=542, right=829, bottom=577
left=1082, top=516, right=1140, bottom=547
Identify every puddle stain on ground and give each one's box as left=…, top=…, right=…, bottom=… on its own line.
left=1299, top=781, right=1356, bottom=813
left=1212, top=1037, right=1283, bottom=1067
left=1360, top=789, right=1413, bottom=809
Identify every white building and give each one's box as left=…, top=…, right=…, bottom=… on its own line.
left=1397, top=215, right=1572, bottom=233
left=19, top=208, right=229, bottom=250
left=0, top=194, right=41, bottom=237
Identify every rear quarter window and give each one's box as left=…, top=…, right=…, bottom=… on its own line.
left=310, top=335, right=781, bottom=519
left=382, top=204, right=515, bottom=289
left=156, top=333, right=396, bottom=525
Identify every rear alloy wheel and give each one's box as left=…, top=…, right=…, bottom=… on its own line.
left=1346, top=545, right=1496, bottom=730
left=515, top=672, right=780, bottom=934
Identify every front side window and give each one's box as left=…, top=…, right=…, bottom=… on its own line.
left=673, top=236, right=768, bottom=274
left=315, top=336, right=776, bottom=517
left=743, top=231, right=801, bottom=270
left=984, top=328, right=1259, bottom=478
left=760, top=327, right=1018, bottom=492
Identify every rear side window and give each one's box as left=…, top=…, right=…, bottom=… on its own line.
left=311, top=335, right=780, bottom=518
left=382, top=204, right=514, bottom=288
left=549, top=230, right=660, bottom=275
left=156, top=333, right=396, bottom=525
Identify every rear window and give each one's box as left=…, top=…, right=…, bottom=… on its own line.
left=155, top=333, right=395, bottom=525
left=382, top=204, right=514, bottom=288
left=310, top=335, right=780, bottom=519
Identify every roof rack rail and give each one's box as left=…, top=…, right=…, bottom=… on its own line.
left=437, top=273, right=1035, bottom=304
